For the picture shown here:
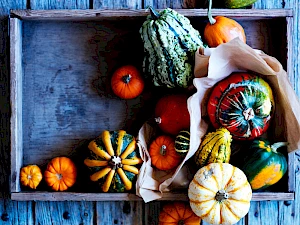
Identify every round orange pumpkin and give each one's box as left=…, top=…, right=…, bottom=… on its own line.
left=20, top=164, right=43, bottom=189
left=149, top=135, right=181, bottom=171
left=111, top=65, right=145, bottom=99
left=159, top=202, right=201, bottom=225
left=155, top=94, right=190, bottom=136
left=44, top=157, right=77, bottom=191
left=204, top=0, right=246, bottom=47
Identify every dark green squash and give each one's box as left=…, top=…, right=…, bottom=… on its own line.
left=84, top=130, right=143, bottom=192
left=174, top=130, right=190, bottom=156
left=242, top=139, right=288, bottom=191
left=139, top=7, right=204, bottom=88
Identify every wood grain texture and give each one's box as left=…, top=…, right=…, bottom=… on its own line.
left=34, top=201, right=94, bottom=225
left=93, top=0, right=142, bottom=9
left=96, top=201, right=143, bottom=224
left=30, top=0, right=89, bottom=10
left=0, top=200, right=33, bottom=225
left=144, top=201, right=160, bottom=225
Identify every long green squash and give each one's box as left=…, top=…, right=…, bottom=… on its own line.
left=139, top=7, right=204, bottom=88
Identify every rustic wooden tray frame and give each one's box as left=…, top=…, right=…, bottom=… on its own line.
left=10, top=9, right=295, bottom=201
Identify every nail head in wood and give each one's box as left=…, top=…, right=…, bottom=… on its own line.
left=63, top=211, right=71, bottom=219
left=1, top=213, right=9, bottom=221
left=284, top=200, right=292, bottom=206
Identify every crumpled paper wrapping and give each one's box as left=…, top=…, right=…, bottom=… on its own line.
left=136, top=38, right=300, bottom=203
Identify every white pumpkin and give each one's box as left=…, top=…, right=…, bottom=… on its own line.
left=188, top=163, right=252, bottom=225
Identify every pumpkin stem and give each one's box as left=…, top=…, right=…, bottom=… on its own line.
left=207, top=0, right=216, bottom=25
left=160, top=145, right=167, bottom=156
left=56, top=173, right=63, bottom=180
left=155, top=117, right=162, bottom=124
left=122, top=74, right=132, bottom=84
left=148, top=6, right=160, bottom=20
left=215, top=190, right=229, bottom=202
left=271, top=142, right=289, bottom=153
left=109, top=156, right=122, bottom=169
left=178, top=220, right=185, bottom=225
left=243, top=108, right=255, bottom=121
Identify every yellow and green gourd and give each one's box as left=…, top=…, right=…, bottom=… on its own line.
left=194, top=127, right=232, bottom=168
left=84, top=130, right=143, bottom=192
left=174, top=130, right=190, bottom=156
left=242, top=139, right=288, bottom=191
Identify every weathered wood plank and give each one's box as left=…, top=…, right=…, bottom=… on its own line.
left=10, top=18, right=23, bottom=193
left=34, top=201, right=94, bottom=225
left=10, top=9, right=293, bottom=20
left=254, top=0, right=284, bottom=9
left=143, top=0, right=198, bottom=8
left=249, top=201, right=279, bottom=225
left=144, top=201, right=160, bottom=225
left=96, top=201, right=143, bottom=224
left=0, top=200, right=33, bottom=224
left=30, top=0, right=89, bottom=10
left=93, top=0, right=142, bottom=9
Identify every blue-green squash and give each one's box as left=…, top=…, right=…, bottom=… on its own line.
left=84, top=130, right=143, bottom=192
left=242, top=139, right=288, bottom=191
left=139, top=7, right=204, bottom=88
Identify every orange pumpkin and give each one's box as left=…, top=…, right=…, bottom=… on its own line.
left=44, top=157, right=77, bottom=191
left=20, top=165, right=43, bottom=189
left=149, top=135, right=181, bottom=171
left=111, top=65, right=145, bottom=99
left=159, top=202, right=201, bottom=225
left=204, top=0, right=246, bottom=47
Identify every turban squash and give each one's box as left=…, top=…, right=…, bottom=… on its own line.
left=188, top=163, right=252, bottom=225
left=84, top=130, right=143, bottom=192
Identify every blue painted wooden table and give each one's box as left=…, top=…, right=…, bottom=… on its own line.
left=0, top=0, right=299, bottom=224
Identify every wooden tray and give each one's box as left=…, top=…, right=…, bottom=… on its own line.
left=10, top=9, right=295, bottom=201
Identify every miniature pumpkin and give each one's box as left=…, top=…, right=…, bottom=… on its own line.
left=155, top=94, right=190, bottom=136
left=149, top=135, right=181, bottom=171
left=207, top=73, right=274, bottom=140
left=140, top=7, right=204, bottom=88
left=159, top=202, right=201, bottom=225
left=174, top=130, right=190, bottom=157
left=111, top=65, right=144, bottom=99
left=44, top=157, right=77, bottom=191
left=20, top=164, right=43, bottom=189
left=194, top=127, right=232, bottom=168
left=84, top=130, right=143, bottom=192
left=242, top=140, right=288, bottom=191
left=188, top=163, right=252, bottom=225
left=204, top=0, right=246, bottom=47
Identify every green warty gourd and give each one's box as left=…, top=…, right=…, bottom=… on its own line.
left=139, top=7, right=204, bottom=88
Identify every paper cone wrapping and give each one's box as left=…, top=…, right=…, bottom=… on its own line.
left=136, top=38, right=300, bottom=202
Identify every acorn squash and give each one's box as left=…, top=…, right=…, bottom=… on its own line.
left=84, top=130, right=143, bottom=192
left=242, top=139, right=288, bottom=191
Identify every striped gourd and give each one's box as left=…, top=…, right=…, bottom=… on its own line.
left=194, top=127, right=232, bottom=168
left=84, top=130, right=143, bottom=193
left=139, top=7, right=204, bottom=88
left=175, top=130, right=190, bottom=156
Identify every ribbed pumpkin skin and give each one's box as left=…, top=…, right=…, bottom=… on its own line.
left=84, top=130, right=142, bottom=193
left=207, top=73, right=274, bottom=140
left=139, top=7, right=203, bottom=88
left=194, top=127, right=232, bottom=168
left=188, top=163, right=252, bottom=225
left=159, top=202, right=201, bottom=225
left=242, top=140, right=288, bottom=191
left=175, top=130, right=190, bottom=156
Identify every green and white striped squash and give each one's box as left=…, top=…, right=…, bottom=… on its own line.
left=175, top=130, right=190, bottom=156
left=194, top=127, right=232, bottom=168
left=139, top=7, right=204, bottom=88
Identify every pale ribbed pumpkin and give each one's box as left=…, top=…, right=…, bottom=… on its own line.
left=194, top=127, right=232, bottom=168
left=188, top=163, right=252, bottom=225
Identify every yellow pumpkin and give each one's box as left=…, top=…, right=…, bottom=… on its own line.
left=20, top=165, right=43, bottom=189
left=188, top=163, right=252, bottom=225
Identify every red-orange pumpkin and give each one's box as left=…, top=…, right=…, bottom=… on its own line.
left=204, top=0, right=246, bottom=47
left=159, top=202, right=201, bottom=225
left=111, top=65, right=145, bottom=99
left=155, top=94, right=190, bottom=136
left=149, top=135, right=182, bottom=171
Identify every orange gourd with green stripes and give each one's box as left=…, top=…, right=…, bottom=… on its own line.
left=242, top=139, right=288, bottom=191
left=84, top=130, right=143, bottom=192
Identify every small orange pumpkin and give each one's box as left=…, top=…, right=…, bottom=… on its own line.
left=149, top=135, right=181, bottom=171
left=159, top=202, right=201, bottom=225
left=44, top=157, right=77, bottom=191
left=20, top=165, right=43, bottom=189
left=204, top=0, right=246, bottom=47
left=111, top=65, right=145, bottom=99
